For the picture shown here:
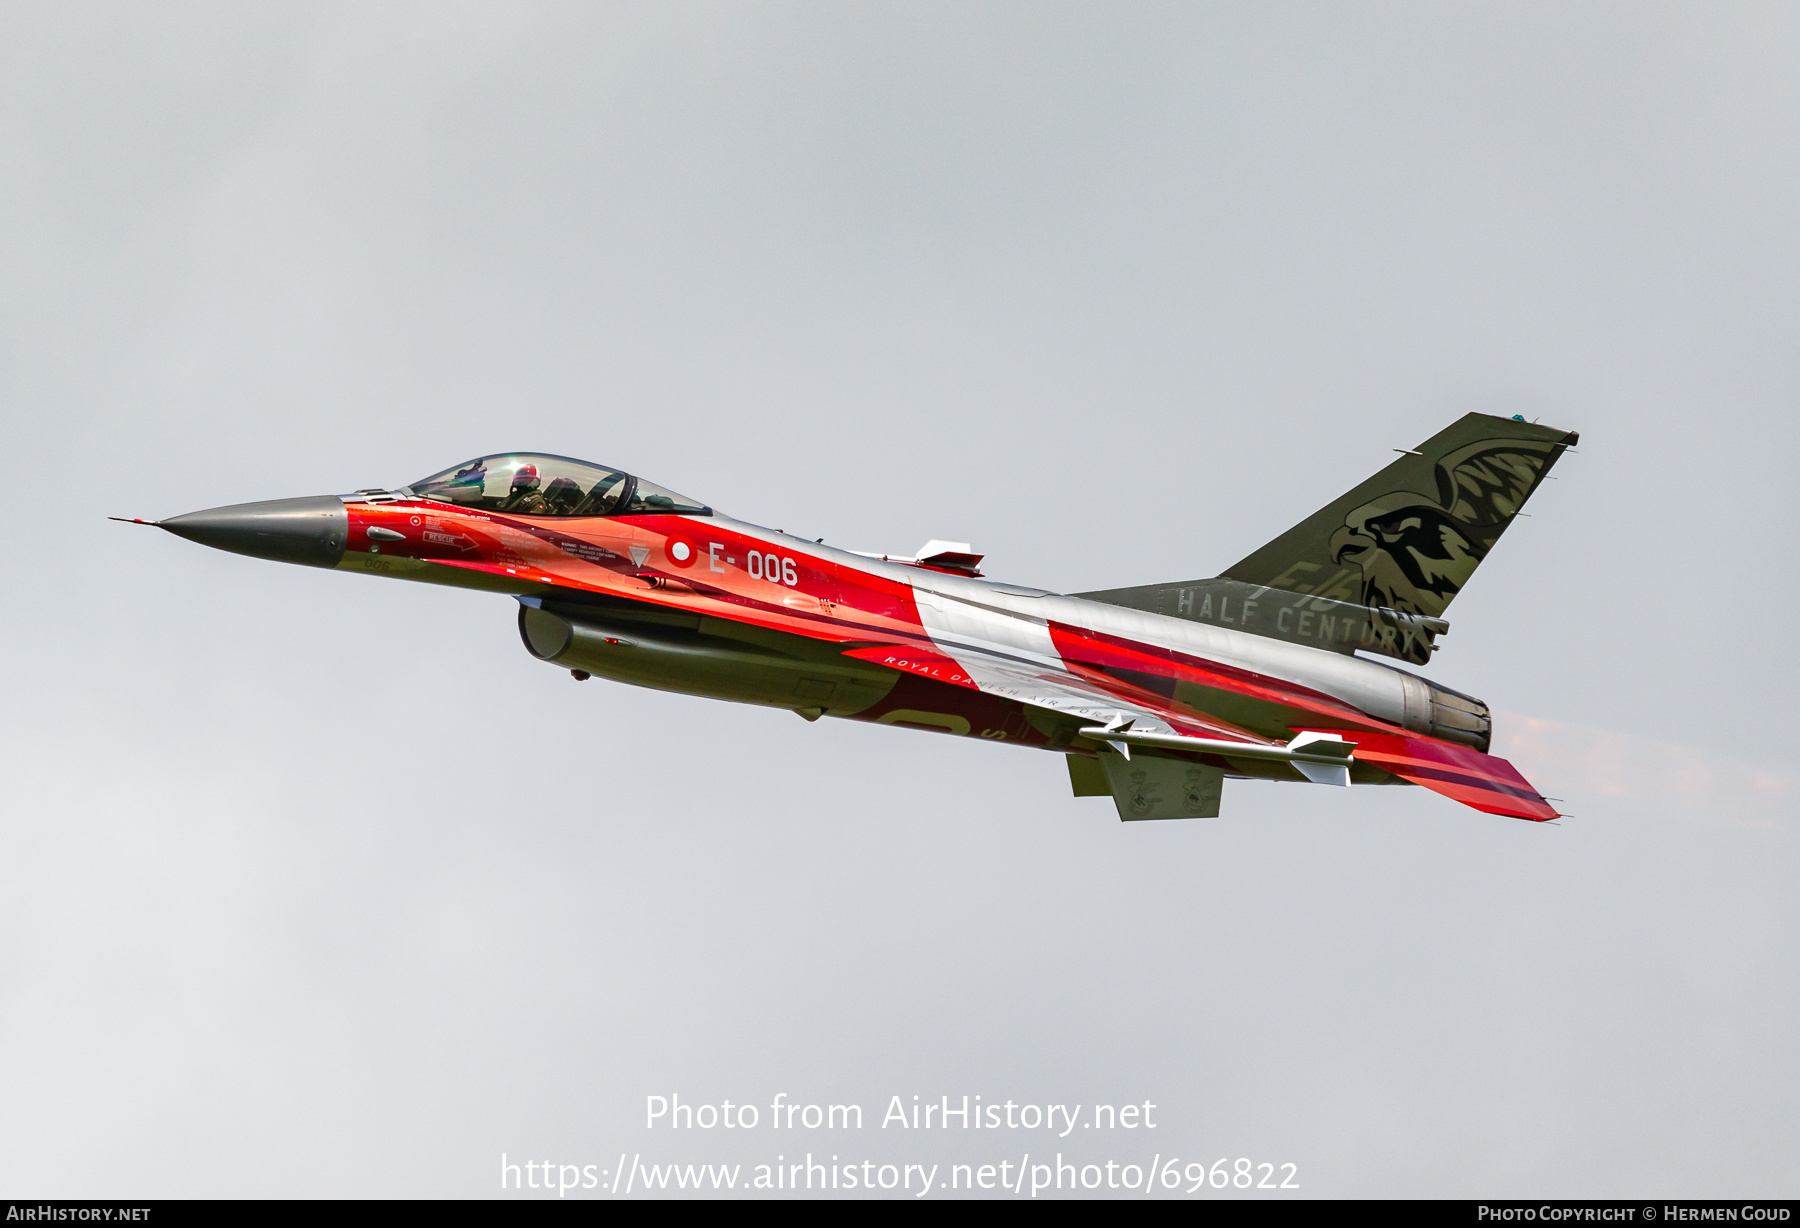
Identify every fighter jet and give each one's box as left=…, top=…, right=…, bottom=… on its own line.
left=120, top=412, right=1575, bottom=821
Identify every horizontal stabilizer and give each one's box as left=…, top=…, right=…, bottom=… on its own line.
left=1300, top=728, right=1557, bottom=821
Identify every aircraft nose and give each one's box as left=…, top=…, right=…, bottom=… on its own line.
left=158, top=496, right=348, bottom=568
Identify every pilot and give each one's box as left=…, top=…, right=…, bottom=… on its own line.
left=499, top=464, right=549, bottom=513
left=543, top=476, right=585, bottom=515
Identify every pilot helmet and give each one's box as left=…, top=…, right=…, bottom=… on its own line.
left=510, top=464, right=541, bottom=493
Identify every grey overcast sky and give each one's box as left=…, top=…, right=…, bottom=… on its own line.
left=2, top=1, right=1796, bottom=1198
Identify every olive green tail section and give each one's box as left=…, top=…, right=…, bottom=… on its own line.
left=1221, top=412, right=1577, bottom=619
left=1073, top=413, right=1577, bottom=664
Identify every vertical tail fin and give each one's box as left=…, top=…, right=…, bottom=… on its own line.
left=1222, top=412, right=1578, bottom=618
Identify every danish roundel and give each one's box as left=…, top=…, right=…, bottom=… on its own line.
left=665, top=536, right=698, bottom=568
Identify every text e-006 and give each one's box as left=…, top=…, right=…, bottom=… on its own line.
left=746, top=550, right=799, bottom=586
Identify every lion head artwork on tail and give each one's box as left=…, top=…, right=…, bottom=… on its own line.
left=1327, top=438, right=1561, bottom=617
left=1222, top=413, right=1578, bottom=619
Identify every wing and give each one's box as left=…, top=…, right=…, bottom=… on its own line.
left=1297, top=727, right=1558, bottom=821
left=851, top=580, right=1560, bottom=820
left=845, top=633, right=1559, bottom=821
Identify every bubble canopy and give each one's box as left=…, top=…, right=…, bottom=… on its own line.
left=406, top=454, right=710, bottom=518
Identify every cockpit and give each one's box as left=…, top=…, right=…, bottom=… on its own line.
left=406, top=454, right=710, bottom=518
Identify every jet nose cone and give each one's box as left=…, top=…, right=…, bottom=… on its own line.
left=160, top=496, right=348, bottom=568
